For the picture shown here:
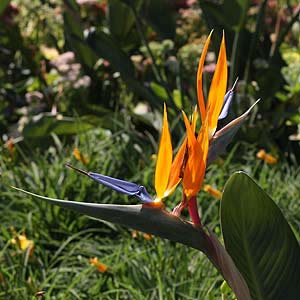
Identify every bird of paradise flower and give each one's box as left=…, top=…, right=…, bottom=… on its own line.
left=13, top=32, right=257, bottom=300
left=66, top=31, right=259, bottom=226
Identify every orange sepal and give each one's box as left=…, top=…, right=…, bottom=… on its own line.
left=155, top=103, right=173, bottom=200
left=164, top=138, right=186, bottom=197
left=182, top=112, right=209, bottom=198
left=207, top=32, right=228, bottom=138
left=197, top=30, right=213, bottom=123
left=164, top=107, right=198, bottom=197
left=191, top=105, right=198, bottom=132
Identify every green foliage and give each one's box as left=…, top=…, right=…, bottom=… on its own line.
left=276, top=46, right=300, bottom=141
left=199, top=0, right=250, bottom=32
left=0, top=130, right=225, bottom=299
left=1, top=0, right=299, bottom=159
left=221, top=172, right=300, bottom=300
left=0, top=0, right=10, bottom=15
left=1, top=121, right=300, bottom=298
left=1, top=1, right=300, bottom=298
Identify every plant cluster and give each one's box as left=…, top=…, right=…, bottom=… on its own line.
left=1, top=1, right=300, bottom=299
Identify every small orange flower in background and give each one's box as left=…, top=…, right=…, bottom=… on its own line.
left=7, top=138, right=15, bottom=153
left=142, top=233, right=152, bottom=241
left=256, top=149, right=278, bottom=165
left=204, top=184, right=222, bottom=199
left=6, top=138, right=16, bottom=158
left=131, top=230, right=138, bottom=239
left=150, top=154, right=157, bottom=162
left=18, top=234, right=34, bottom=252
left=10, top=233, right=34, bottom=256
left=73, top=148, right=89, bottom=165
left=89, top=257, right=108, bottom=273
left=131, top=230, right=152, bottom=240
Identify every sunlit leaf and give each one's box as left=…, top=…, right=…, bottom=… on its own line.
left=221, top=172, right=300, bottom=300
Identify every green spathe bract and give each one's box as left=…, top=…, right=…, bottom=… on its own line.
left=221, top=172, right=300, bottom=300
left=12, top=186, right=250, bottom=300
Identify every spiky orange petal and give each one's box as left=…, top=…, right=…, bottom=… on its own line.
left=206, top=32, right=228, bottom=138
left=191, top=105, right=198, bottom=131
left=164, top=138, right=186, bottom=197
left=155, top=103, right=173, bottom=200
left=182, top=112, right=209, bottom=198
left=197, top=30, right=213, bottom=123
left=164, top=107, right=198, bottom=197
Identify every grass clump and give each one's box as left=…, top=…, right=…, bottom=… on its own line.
left=0, top=130, right=299, bottom=299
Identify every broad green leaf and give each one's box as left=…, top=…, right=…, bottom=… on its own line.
left=173, top=89, right=182, bottom=109
left=142, top=0, right=176, bottom=39
left=199, top=0, right=250, bottom=32
left=87, top=29, right=135, bottom=78
left=63, top=0, right=97, bottom=68
left=87, top=30, right=159, bottom=107
left=109, top=0, right=135, bottom=39
left=221, top=172, right=300, bottom=300
left=108, top=0, right=140, bottom=51
left=0, top=0, right=10, bottom=15
left=12, top=187, right=210, bottom=252
left=22, top=114, right=112, bottom=138
left=12, top=187, right=250, bottom=300
left=150, top=82, right=168, bottom=99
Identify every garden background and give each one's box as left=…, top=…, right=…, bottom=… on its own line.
left=1, top=0, right=300, bottom=299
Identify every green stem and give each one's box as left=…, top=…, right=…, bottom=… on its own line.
left=131, top=5, right=173, bottom=104
left=229, top=31, right=240, bottom=87
left=243, top=0, right=267, bottom=91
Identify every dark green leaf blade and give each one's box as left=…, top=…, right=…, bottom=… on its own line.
left=199, top=0, right=250, bottom=32
left=221, top=172, right=300, bottom=300
left=86, top=29, right=159, bottom=107
left=142, top=0, right=176, bottom=39
left=63, top=0, right=97, bottom=68
left=0, top=0, right=10, bottom=15
left=22, top=113, right=113, bottom=138
left=11, top=187, right=209, bottom=252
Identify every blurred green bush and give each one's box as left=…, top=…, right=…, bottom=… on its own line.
left=0, top=0, right=299, bottom=161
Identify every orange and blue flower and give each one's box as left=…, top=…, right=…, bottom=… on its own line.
left=67, top=32, right=258, bottom=225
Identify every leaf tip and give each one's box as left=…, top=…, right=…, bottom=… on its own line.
left=65, top=163, right=88, bottom=176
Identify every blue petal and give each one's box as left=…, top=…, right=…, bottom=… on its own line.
left=88, top=172, right=154, bottom=203
left=65, top=164, right=154, bottom=203
left=218, top=78, right=238, bottom=120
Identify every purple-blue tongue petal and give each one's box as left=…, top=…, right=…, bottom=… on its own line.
left=218, top=78, right=238, bottom=120
left=88, top=172, right=153, bottom=203
left=66, top=164, right=153, bottom=203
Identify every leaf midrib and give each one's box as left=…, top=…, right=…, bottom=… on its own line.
left=241, top=195, right=264, bottom=300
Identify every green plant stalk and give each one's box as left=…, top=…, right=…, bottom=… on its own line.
left=229, top=31, right=240, bottom=87
left=130, top=5, right=173, bottom=104
left=243, top=0, right=267, bottom=91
